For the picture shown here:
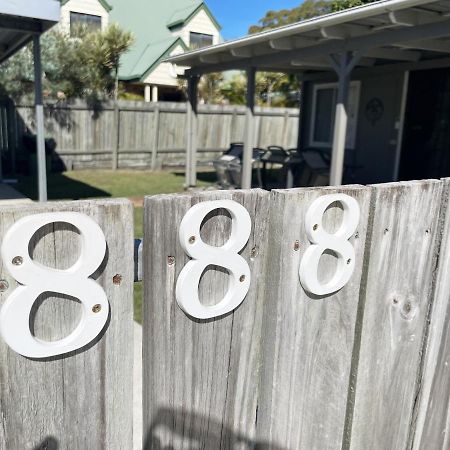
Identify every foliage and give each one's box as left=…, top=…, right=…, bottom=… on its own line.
left=0, top=24, right=133, bottom=101
left=249, top=0, right=377, bottom=33
left=198, top=72, right=225, bottom=104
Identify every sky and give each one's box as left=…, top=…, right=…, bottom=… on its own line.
left=206, top=0, right=302, bottom=40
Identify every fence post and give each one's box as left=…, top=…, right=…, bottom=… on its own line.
left=142, top=189, right=270, bottom=448
left=112, top=102, right=120, bottom=170
left=151, top=104, right=160, bottom=171
left=0, top=199, right=134, bottom=449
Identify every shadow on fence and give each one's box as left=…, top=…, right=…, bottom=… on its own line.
left=145, top=407, right=286, bottom=450
left=33, top=437, right=59, bottom=450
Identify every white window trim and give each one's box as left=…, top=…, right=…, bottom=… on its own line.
left=309, top=81, right=361, bottom=150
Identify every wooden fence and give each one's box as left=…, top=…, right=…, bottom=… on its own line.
left=0, top=179, right=449, bottom=449
left=142, top=179, right=450, bottom=450
left=0, top=99, right=299, bottom=173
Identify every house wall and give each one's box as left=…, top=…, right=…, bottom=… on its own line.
left=144, top=45, right=186, bottom=88
left=59, top=0, right=109, bottom=33
left=171, top=8, right=221, bottom=48
left=302, top=71, right=405, bottom=184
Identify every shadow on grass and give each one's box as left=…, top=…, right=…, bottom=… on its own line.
left=16, top=173, right=110, bottom=201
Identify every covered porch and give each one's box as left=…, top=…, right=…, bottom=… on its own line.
left=0, top=0, right=60, bottom=201
left=165, top=0, right=450, bottom=189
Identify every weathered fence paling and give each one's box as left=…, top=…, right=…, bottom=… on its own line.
left=0, top=199, right=134, bottom=450
left=0, top=99, right=299, bottom=171
left=142, top=179, right=450, bottom=450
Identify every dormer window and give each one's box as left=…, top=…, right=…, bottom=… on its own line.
left=190, top=32, right=213, bottom=50
left=70, top=12, right=102, bottom=35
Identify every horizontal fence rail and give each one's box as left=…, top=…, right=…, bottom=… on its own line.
left=0, top=99, right=299, bottom=172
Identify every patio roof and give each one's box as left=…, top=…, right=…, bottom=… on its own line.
left=165, top=0, right=450, bottom=75
left=0, top=0, right=60, bottom=64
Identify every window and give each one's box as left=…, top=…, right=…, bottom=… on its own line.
left=190, top=32, right=213, bottom=50
left=70, top=12, right=102, bottom=35
left=310, top=81, right=361, bottom=149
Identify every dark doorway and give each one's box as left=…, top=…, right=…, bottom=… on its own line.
left=399, top=68, right=450, bottom=180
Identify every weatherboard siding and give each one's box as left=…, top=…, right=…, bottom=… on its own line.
left=60, top=0, right=109, bottom=33
left=145, top=44, right=186, bottom=87
left=171, top=8, right=221, bottom=48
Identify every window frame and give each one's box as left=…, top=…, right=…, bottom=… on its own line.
left=189, top=32, right=214, bottom=50
left=309, top=81, right=361, bottom=149
left=70, top=11, right=102, bottom=35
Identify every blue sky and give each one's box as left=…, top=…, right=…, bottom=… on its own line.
left=206, top=0, right=302, bottom=40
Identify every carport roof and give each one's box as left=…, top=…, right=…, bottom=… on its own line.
left=0, top=0, right=60, bottom=64
left=164, top=0, right=450, bottom=75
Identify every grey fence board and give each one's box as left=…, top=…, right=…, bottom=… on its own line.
left=0, top=199, right=134, bottom=449
left=412, top=177, right=450, bottom=450
left=256, top=185, right=371, bottom=450
left=349, top=180, right=443, bottom=450
left=143, top=189, right=270, bottom=449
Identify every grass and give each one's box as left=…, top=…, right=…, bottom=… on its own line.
left=15, top=169, right=215, bottom=323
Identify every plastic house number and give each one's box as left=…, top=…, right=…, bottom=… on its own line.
left=0, top=194, right=359, bottom=358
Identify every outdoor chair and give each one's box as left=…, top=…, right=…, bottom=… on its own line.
left=213, top=143, right=264, bottom=189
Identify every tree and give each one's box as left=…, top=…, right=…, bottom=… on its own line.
left=0, top=24, right=134, bottom=101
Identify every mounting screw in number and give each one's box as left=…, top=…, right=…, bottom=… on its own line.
left=0, top=280, right=9, bottom=292
left=239, top=275, right=246, bottom=283
left=92, top=304, right=102, bottom=313
left=313, top=224, right=319, bottom=231
left=188, top=236, right=196, bottom=244
left=12, top=256, right=23, bottom=266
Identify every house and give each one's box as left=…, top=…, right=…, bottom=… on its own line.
left=165, top=0, right=450, bottom=188
left=58, top=0, right=221, bottom=101
left=108, top=0, right=222, bottom=101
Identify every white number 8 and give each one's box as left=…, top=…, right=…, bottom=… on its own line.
left=299, top=194, right=360, bottom=296
left=0, top=212, right=109, bottom=358
left=176, top=200, right=251, bottom=319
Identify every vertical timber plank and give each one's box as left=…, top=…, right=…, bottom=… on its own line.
left=256, top=185, right=371, bottom=450
left=350, top=180, right=443, bottom=450
left=412, top=178, right=450, bottom=450
left=143, top=189, right=270, bottom=449
left=0, top=199, right=134, bottom=449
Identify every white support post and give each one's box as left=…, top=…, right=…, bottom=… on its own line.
left=152, top=85, right=159, bottom=102
left=185, top=76, right=199, bottom=188
left=33, top=35, right=47, bottom=202
left=329, top=51, right=360, bottom=186
left=144, top=84, right=151, bottom=103
left=242, top=67, right=256, bottom=190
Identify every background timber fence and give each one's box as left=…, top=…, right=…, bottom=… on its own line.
left=0, top=179, right=449, bottom=449
left=0, top=98, right=299, bottom=173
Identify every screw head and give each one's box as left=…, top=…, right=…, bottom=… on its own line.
left=0, top=280, right=9, bottom=292
left=239, top=275, right=246, bottom=283
left=112, top=274, right=122, bottom=285
left=250, top=246, right=258, bottom=259
left=167, top=256, right=175, bottom=266
left=347, top=258, right=352, bottom=265
left=313, top=224, right=319, bottom=231
left=92, top=304, right=102, bottom=313
left=12, top=256, right=23, bottom=266
left=188, top=236, right=196, bottom=244
left=294, top=240, right=300, bottom=251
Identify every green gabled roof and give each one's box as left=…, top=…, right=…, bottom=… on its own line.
left=61, top=0, right=112, bottom=13
left=109, top=0, right=220, bottom=81
left=167, top=3, right=221, bottom=31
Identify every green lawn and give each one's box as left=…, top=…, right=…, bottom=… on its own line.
left=15, top=169, right=215, bottom=323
